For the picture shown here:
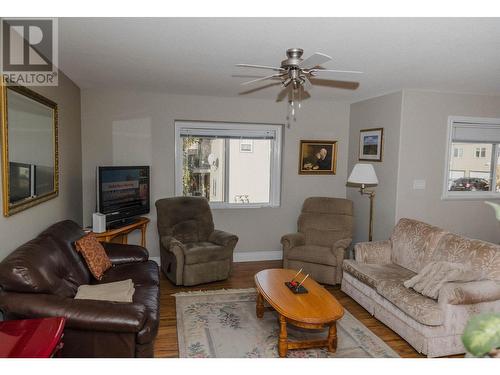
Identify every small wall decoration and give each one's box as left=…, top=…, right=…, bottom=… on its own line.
left=359, top=128, right=383, bottom=162
left=299, top=140, right=337, bottom=175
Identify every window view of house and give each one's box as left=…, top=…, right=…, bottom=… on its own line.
left=447, top=142, right=500, bottom=192
left=181, top=137, right=272, bottom=204
left=176, top=122, right=281, bottom=207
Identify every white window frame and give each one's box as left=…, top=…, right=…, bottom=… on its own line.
left=443, top=116, right=500, bottom=200
left=453, top=147, right=463, bottom=158
left=474, top=146, right=487, bottom=158
left=174, top=120, right=283, bottom=209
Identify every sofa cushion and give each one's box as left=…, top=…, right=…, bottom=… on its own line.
left=342, top=260, right=416, bottom=289
left=376, top=280, right=444, bottom=326
left=75, top=233, right=112, bottom=280
left=298, top=197, right=353, bottom=248
left=390, top=218, right=447, bottom=273
left=38, top=220, right=91, bottom=285
left=183, top=242, right=233, bottom=265
left=431, top=233, right=500, bottom=281
left=303, top=229, right=348, bottom=248
left=172, top=220, right=201, bottom=243
left=0, top=235, right=79, bottom=297
left=155, top=196, right=214, bottom=242
left=287, top=245, right=338, bottom=266
left=404, top=261, right=481, bottom=299
left=96, top=261, right=160, bottom=286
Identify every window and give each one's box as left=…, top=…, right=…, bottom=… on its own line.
left=443, top=116, right=500, bottom=199
left=453, top=147, right=463, bottom=158
left=474, top=147, right=487, bottom=158
left=175, top=121, right=282, bottom=208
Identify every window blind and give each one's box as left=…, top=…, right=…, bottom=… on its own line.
left=179, top=127, right=276, bottom=140
left=452, top=122, right=500, bottom=143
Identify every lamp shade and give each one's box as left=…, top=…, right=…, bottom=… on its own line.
left=348, top=163, right=378, bottom=185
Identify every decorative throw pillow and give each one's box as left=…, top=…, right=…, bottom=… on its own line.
left=74, top=233, right=112, bottom=280
left=404, top=261, right=482, bottom=299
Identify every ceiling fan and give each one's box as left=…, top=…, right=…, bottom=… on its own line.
left=236, top=48, right=362, bottom=125
left=236, top=47, right=362, bottom=92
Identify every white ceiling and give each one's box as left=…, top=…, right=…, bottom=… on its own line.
left=59, top=18, right=500, bottom=102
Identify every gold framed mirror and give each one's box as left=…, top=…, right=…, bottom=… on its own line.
left=0, top=80, right=58, bottom=216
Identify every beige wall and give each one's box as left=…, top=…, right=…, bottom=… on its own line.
left=0, top=71, right=82, bottom=260
left=81, top=89, right=350, bottom=258
left=396, top=90, right=500, bottom=243
left=347, top=91, right=403, bottom=243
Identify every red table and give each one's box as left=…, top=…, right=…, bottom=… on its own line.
left=0, top=317, right=66, bottom=358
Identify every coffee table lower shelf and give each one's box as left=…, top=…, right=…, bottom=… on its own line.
left=256, top=291, right=339, bottom=358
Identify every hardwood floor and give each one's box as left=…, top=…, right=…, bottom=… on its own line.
left=153, top=260, right=456, bottom=358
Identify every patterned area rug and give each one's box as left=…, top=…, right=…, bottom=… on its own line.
left=175, top=288, right=399, bottom=358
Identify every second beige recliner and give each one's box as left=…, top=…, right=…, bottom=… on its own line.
left=281, top=197, right=353, bottom=285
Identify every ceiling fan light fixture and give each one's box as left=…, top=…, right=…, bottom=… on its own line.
left=282, top=77, right=292, bottom=88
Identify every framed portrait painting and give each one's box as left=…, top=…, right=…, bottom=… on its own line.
left=359, top=128, right=383, bottom=162
left=298, top=140, right=337, bottom=175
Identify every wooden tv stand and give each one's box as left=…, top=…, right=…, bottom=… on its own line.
left=93, top=217, right=150, bottom=247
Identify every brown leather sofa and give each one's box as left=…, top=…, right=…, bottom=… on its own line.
left=0, top=220, right=160, bottom=357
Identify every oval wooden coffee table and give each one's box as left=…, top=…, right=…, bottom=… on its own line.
left=254, top=268, right=344, bottom=357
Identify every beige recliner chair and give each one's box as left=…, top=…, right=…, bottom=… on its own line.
left=281, top=197, right=353, bottom=285
left=156, top=196, right=238, bottom=286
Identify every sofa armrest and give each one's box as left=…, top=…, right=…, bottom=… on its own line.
left=209, top=230, right=238, bottom=248
left=102, top=242, right=149, bottom=265
left=281, top=232, right=305, bottom=251
left=281, top=232, right=306, bottom=260
left=161, top=236, right=186, bottom=261
left=438, top=280, right=500, bottom=305
left=354, top=240, right=392, bottom=264
left=332, top=238, right=352, bottom=283
left=0, top=292, right=146, bottom=333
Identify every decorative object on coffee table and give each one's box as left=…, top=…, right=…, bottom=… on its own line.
left=255, top=268, right=344, bottom=357
left=285, top=269, right=309, bottom=294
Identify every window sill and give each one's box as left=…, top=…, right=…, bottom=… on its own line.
left=441, top=192, right=500, bottom=201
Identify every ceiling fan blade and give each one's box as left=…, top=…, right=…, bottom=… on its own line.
left=309, top=77, right=360, bottom=90
left=240, top=82, right=282, bottom=96
left=241, top=73, right=283, bottom=86
left=299, top=52, right=332, bottom=69
left=310, top=69, right=363, bottom=76
left=236, top=63, right=284, bottom=71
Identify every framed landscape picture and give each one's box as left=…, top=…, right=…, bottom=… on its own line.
left=359, top=128, right=383, bottom=161
left=298, top=140, right=337, bottom=175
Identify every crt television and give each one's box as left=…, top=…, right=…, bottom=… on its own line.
left=97, top=166, right=150, bottom=224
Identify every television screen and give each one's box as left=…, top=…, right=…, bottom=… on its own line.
left=98, top=166, right=150, bottom=221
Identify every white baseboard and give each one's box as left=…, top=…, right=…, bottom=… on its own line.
left=233, top=250, right=283, bottom=263
left=149, top=251, right=282, bottom=265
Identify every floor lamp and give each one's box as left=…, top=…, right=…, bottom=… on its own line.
left=348, top=163, right=379, bottom=242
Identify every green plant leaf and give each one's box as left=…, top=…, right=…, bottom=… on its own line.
left=462, top=313, right=500, bottom=357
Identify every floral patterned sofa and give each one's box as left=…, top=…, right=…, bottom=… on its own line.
left=341, top=218, right=500, bottom=357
